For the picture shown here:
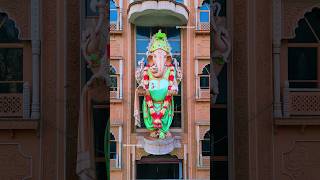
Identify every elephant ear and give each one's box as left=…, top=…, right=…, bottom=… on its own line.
left=147, top=53, right=154, bottom=66
left=166, top=53, right=172, bottom=65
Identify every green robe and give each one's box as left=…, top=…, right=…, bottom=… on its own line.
left=142, top=68, right=175, bottom=137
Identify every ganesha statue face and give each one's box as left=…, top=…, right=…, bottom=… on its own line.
left=134, top=30, right=182, bottom=140
left=148, top=49, right=172, bottom=78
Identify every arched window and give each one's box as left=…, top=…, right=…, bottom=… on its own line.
left=200, top=64, right=210, bottom=89
left=110, top=65, right=118, bottom=91
left=288, top=8, right=320, bottom=88
left=110, top=133, right=117, bottom=159
left=0, top=12, right=23, bottom=93
left=199, top=1, right=210, bottom=23
left=201, top=130, right=210, bottom=156
left=110, top=0, right=118, bottom=23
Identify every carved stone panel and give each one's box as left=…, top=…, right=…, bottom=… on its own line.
left=195, top=103, right=210, bottom=121
left=195, top=36, right=210, bottom=57
left=282, top=0, right=320, bottom=39
left=0, top=0, right=31, bottom=39
left=282, top=141, right=320, bottom=180
left=0, top=143, right=32, bottom=180
left=0, top=94, right=23, bottom=117
left=110, top=36, right=122, bottom=57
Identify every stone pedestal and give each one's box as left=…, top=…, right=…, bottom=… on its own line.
left=138, top=136, right=181, bottom=155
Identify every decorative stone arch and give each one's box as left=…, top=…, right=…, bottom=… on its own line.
left=110, top=128, right=117, bottom=141
left=110, top=0, right=119, bottom=7
left=283, top=3, right=320, bottom=39
left=170, top=148, right=184, bottom=159
left=136, top=148, right=150, bottom=161
left=199, top=0, right=210, bottom=8
left=110, top=132, right=116, bottom=140
left=200, top=128, right=210, bottom=141
left=200, top=63, right=210, bottom=74
left=110, top=64, right=118, bottom=74
left=0, top=12, right=21, bottom=40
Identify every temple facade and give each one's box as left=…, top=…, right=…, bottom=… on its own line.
left=0, top=0, right=320, bottom=180
left=108, top=0, right=213, bottom=179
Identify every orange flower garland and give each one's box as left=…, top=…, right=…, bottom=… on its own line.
left=143, top=64, right=175, bottom=129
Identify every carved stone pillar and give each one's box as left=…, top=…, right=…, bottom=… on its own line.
left=131, top=146, right=136, bottom=180
left=195, top=0, right=199, bottom=30
left=31, top=0, right=40, bottom=119
left=118, top=125, right=123, bottom=168
left=23, top=82, right=30, bottom=119
left=273, top=0, right=282, bottom=118
left=119, top=0, right=123, bottom=30
left=120, top=59, right=123, bottom=99
left=195, top=59, right=199, bottom=99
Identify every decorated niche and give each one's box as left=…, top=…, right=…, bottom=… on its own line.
left=134, top=30, right=182, bottom=155
left=134, top=30, right=182, bottom=138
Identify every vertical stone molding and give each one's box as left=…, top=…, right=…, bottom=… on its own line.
left=283, top=81, right=290, bottom=118
left=119, top=0, right=123, bottom=30
left=23, top=82, right=31, bottom=119
left=31, top=0, right=40, bottom=119
left=118, top=125, right=123, bottom=168
left=195, top=0, right=199, bottom=30
left=273, top=0, right=282, bottom=118
left=120, top=59, right=123, bottom=99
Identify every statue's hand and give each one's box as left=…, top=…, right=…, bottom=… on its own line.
left=168, top=84, right=178, bottom=95
left=137, top=85, right=146, bottom=96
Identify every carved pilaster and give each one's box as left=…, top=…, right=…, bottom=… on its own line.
left=195, top=0, right=198, bottom=30
left=31, top=0, right=40, bottom=119
left=119, top=0, right=123, bottom=30
left=23, top=82, right=30, bottom=119
left=283, top=81, right=290, bottom=118
left=118, top=125, right=123, bottom=168
left=120, top=59, right=123, bottom=99
left=273, top=0, right=282, bottom=118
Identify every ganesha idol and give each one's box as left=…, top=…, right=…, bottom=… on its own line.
left=134, top=30, right=182, bottom=140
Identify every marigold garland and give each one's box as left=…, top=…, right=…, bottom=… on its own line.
left=143, top=64, right=175, bottom=129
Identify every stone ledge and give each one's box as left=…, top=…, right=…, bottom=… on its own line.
left=275, top=118, right=320, bottom=126
left=0, top=119, right=39, bottom=130
left=138, top=135, right=181, bottom=155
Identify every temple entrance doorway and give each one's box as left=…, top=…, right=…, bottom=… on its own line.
left=136, top=155, right=183, bottom=180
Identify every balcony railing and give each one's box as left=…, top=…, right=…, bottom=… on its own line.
left=197, top=22, right=210, bottom=31
left=283, top=80, right=320, bottom=117
left=0, top=81, right=31, bottom=118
